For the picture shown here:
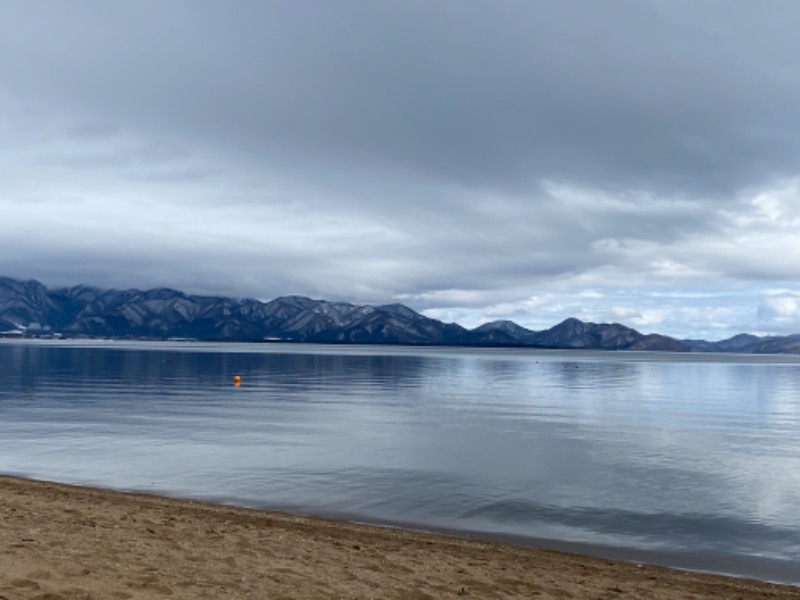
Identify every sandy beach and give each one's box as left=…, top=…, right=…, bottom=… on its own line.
left=1, top=476, right=798, bottom=599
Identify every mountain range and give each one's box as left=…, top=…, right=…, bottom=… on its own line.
left=1, top=276, right=799, bottom=354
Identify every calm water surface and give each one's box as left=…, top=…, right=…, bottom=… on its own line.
left=1, top=340, right=799, bottom=583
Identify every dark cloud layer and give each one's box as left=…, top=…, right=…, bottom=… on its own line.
left=6, top=1, right=800, bottom=194
left=2, top=1, right=800, bottom=338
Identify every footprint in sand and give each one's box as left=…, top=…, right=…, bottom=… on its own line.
left=11, top=578, right=42, bottom=590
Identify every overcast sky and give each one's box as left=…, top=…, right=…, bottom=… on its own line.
left=2, top=1, right=800, bottom=339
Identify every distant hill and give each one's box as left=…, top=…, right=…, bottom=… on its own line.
left=472, top=317, right=692, bottom=351
left=682, top=333, right=800, bottom=354
left=1, top=276, right=798, bottom=353
left=682, top=333, right=763, bottom=352
left=0, top=276, right=471, bottom=345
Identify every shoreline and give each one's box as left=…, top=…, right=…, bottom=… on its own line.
left=12, top=473, right=795, bottom=587
left=196, top=498, right=800, bottom=587
left=7, top=337, right=800, bottom=364
left=2, top=476, right=798, bottom=599
left=306, top=513, right=800, bottom=587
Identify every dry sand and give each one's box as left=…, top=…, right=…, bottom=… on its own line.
left=1, top=476, right=798, bottom=600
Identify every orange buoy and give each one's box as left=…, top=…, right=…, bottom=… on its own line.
left=233, top=375, right=241, bottom=387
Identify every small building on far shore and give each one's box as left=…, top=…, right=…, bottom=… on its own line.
left=0, top=330, right=25, bottom=339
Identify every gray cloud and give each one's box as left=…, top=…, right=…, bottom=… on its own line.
left=6, top=1, right=800, bottom=194
left=2, top=1, right=800, bottom=339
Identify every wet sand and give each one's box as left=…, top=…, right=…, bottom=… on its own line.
left=1, top=476, right=798, bottom=599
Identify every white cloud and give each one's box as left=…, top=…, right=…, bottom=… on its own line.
left=609, top=306, right=642, bottom=321
left=756, top=293, right=800, bottom=334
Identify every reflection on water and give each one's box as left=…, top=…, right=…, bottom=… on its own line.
left=2, top=340, right=800, bottom=582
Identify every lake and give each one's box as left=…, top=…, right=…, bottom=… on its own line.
left=1, top=339, right=799, bottom=583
